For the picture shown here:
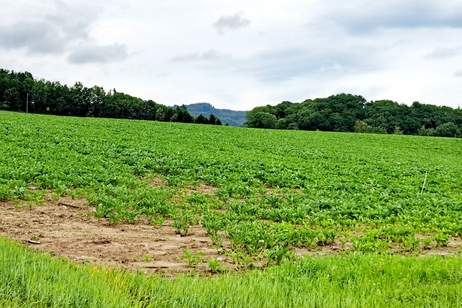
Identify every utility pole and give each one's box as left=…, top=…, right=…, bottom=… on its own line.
left=26, top=93, right=29, bottom=113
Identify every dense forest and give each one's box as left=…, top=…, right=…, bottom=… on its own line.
left=246, top=94, right=462, bottom=137
left=2, top=69, right=461, bottom=136
left=0, top=69, right=222, bottom=125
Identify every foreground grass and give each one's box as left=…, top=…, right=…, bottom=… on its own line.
left=1, top=238, right=461, bottom=307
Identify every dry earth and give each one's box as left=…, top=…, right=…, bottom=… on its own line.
left=1, top=195, right=460, bottom=275
left=0, top=197, right=230, bottom=275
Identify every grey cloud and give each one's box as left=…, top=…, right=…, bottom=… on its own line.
left=171, top=45, right=378, bottom=83
left=46, top=0, right=98, bottom=39
left=213, top=13, right=250, bottom=34
left=426, top=47, right=462, bottom=60
left=454, top=70, right=462, bottom=77
left=0, top=1, right=125, bottom=62
left=0, top=21, right=67, bottom=54
left=68, top=44, right=128, bottom=64
left=327, top=1, right=462, bottom=34
left=238, top=48, right=377, bottom=82
left=172, top=46, right=378, bottom=83
left=0, top=2, right=97, bottom=55
left=170, top=50, right=226, bottom=62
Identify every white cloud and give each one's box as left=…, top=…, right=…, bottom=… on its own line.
left=426, top=46, right=462, bottom=60
left=0, top=0, right=461, bottom=110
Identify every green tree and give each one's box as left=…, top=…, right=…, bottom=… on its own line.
left=435, top=122, right=459, bottom=137
left=195, top=114, right=209, bottom=124
left=354, top=120, right=369, bottom=133
left=209, top=114, right=218, bottom=125
left=0, top=68, right=201, bottom=125
left=246, top=112, right=277, bottom=129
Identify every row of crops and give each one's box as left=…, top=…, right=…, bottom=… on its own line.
left=1, top=111, right=461, bottom=264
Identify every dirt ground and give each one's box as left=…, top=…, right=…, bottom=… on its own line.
left=1, top=196, right=460, bottom=275
left=0, top=197, right=230, bottom=275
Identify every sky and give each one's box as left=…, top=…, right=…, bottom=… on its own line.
left=1, top=0, right=462, bottom=110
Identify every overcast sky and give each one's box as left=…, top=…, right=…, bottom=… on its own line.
left=1, top=0, right=462, bottom=110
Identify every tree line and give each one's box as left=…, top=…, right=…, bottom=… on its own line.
left=246, top=94, right=462, bottom=137
left=0, top=69, right=222, bottom=125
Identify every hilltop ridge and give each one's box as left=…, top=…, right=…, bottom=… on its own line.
left=186, top=103, right=247, bottom=126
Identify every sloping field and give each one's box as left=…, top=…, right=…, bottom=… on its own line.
left=0, top=111, right=461, bottom=306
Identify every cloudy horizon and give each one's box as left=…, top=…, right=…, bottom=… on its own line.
left=1, top=0, right=462, bottom=110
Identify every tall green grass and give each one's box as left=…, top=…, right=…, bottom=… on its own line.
left=1, top=237, right=461, bottom=307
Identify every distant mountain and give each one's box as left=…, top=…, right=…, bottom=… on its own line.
left=186, top=103, right=248, bottom=126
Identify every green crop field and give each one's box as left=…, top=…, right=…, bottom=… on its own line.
left=1, top=110, right=462, bottom=307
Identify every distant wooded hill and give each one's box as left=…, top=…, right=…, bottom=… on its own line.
left=186, top=103, right=247, bottom=126
left=0, top=69, right=222, bottom=126
left=246, top=94, right=462, bottom=137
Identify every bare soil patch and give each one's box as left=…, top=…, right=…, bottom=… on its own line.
left=148, top=175, right=168, bottom=188
left=419, top=237, right=462, bottom=256
left=170, top=182, right=219, bottom=205
left=190, top=183, right=218, bottom=195
left=0, top=198, right=230, bottom=275
left=294, top=236, right=462, bottom=256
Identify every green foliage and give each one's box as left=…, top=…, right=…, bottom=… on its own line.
left=173, top=210, right=194, bottom=236
left=354, top=120, right=369, bottom=133
left=434, top=233, right=450, bottom=247
left=208, top=114, right=222, bottom=125
left=0, top=111, right=461, bottom=258
left=354, top=120, right=387, bottom=134
left=1, top=237, right=462, bottom=307
left=419, top=122, right=461, bottom=137
left=207, top=258, right=227, bottom=273
left=267, top=246, right=294, bottom=265
left=245, top=112, right=277, bottom=129
left=435, top=122, right=460, bottom=137
left=0, top=68, right=221, bottom=126
left=195, top=114, right=209, bottom=124
left=246, top=94, right=462, bottom=137
left=1, top=111, right=462, bottom=306
left=181, top=249, right=204, bottom=267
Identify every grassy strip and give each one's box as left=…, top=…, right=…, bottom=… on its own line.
left=1, top=237, right=461, bottom=307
